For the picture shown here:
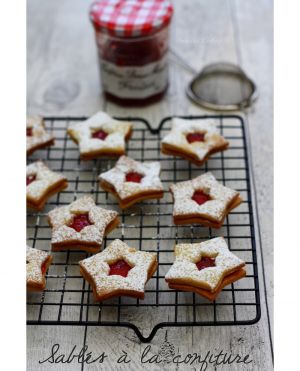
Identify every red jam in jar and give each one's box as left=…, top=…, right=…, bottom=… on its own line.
left=90, top=0, right=173, bottom=106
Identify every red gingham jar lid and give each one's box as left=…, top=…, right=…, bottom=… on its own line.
left=90, top=0, right=173, bottom=38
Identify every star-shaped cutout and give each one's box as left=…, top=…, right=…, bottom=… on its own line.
left=67, top=111, right=132, bottom=160
left=48, top=196, right=120, bottom=253
left=26, top=246, right=52, bottom=291
left=99, top=156, right=164, bottom=208
left=79, top=239, right=157, bottom=301
left=27, top=161, right=68, bottom=211
left=165, top=237, right=246, bottom=301
left=161, top=117, right=229, bottom=166
left=170, top=172, right=242, bottom=228
left=27, top=116, right=55, bottom=156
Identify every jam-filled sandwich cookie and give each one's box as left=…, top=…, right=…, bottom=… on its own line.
left=170, top=172, right=242, bottom=228
left=67, top=111, right=132, bottom=160
left=26, top=246, right=52, bottom=291
left=165, top=237, right=246, bottom=301
left=161, top=117, right=229, bottom=166
left=48, top=196, right=119, bottom=253
left=27, top=116, right=55, bottom=156
left=79, top=239, right=157, bottom=302
left=27, top=161, right=68, bottom=211
left=99, top=156, right=164, bottom=209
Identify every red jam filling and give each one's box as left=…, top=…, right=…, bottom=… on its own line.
left=41, top=261, right=47, bottom=274
left=192, top=190, right=211, bottom=205
left=26, top=174, right=36, bottom=185
left=27, top=127, right=33, bottom=136
left=125, top=172, right=143, bottom=183
left=91, top=129, right=108, bottom=140
left=68, top=214, right=92, bottom=232
left=196, top=257, right=216, bottom=271
left=186, top=132, right=205, bottom=143
left=109, top=260, right=132, bottom=277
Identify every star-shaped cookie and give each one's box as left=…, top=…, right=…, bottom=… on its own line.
left=47, top=196, right=120, bottom=253
left=170, top=172, right=242, bottom=228
left=27, top=161, right=68, bottom=211
left=26, top=246, right=52, bottom=291
left=99, top=156, right=164, bottom=208
left=79, top=239, right=158, bottom=302
left=27, top=116, right=55, bottom=156
left=161, top=117, right=229, bottom=166
left=67, top=111, right=132, bottom=160
left=165, top=237, right=246, bottom=301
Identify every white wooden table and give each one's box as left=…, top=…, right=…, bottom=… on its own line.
left=27, top=0, right=273, bottom=369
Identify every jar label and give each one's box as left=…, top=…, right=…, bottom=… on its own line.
left=100, top=55, right=169, bottom=99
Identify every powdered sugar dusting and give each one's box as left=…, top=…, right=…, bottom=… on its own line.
left=162, top=117, right=228, bottom=161
left=27, top=116, right=54, bottom=153
left=67, top=111, right=132, bottom=156
left=79, top=239, right=157, bottom=296
left=170, top=172, right=239, bottom=222
left=26, top=161, right=67, bottom=200
left=26, top=246, right=51, bottom=286
left=48, top=196, right=119, bottom=247
left=165, top=237, right=245, bottom=291
left=99, top=156, right=164, bottom=199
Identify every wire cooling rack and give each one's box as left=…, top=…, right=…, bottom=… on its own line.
left=26, top=115, right=260, bottom=342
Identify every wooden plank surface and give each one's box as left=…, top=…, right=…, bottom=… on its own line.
left=232, top=0, right=274, bottom=344
left=27, top=0, right=273, bottom=370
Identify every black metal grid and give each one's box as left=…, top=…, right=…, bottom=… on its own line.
left=27, top=115, right=260, bottom=342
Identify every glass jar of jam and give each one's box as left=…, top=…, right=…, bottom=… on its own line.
left=90, top=0, right=173, bottom=106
